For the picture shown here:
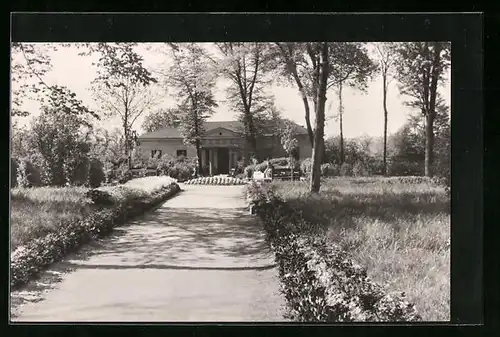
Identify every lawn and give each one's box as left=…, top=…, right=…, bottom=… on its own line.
left=10, top=176, right=177, bottom=252
left=11, top=186, right=95, bottom=251
left=271, top=176, right=450, bottom=321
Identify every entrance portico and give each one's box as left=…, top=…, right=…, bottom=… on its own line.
left=199, top=127, right=245, bottom=176
left=201, top=146, right=242, bottom=176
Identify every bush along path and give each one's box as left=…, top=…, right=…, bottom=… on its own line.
left=184, top=175, right=247, bottom=185
left=10, top=182, right=180, bottom=290
left=247, top=182, right=421, bottom=322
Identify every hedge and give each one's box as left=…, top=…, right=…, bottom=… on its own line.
left=10, top=182, right=180, bottom=290
left=185, top=176, right=247, bottom=185
left=247, top=182, right=421, bottom=322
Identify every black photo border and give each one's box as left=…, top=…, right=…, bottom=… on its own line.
left=6, top=12, right=485, bottom=337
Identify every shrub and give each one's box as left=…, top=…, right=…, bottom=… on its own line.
left=16, top=157, right=42, bottom=188
left=300, top=158, right=312, bottom=176
left=255, top=161, right=269, bottom=173
left=115, top=162, right=132, bottom=184
left=244, top=164, right=257, bottom=179
left=85, top=189, right=114, bottom=206
left=340, top=162, right=353, bottom=177
left=270, top=157, right=290, bottom=167
left=234, top=159, right=246, bottom=175
left=156, top=156, right=173, bottom=176
left=11, top=181, right=180, bottom=289
left=70, top=156, right=91, bottom=186
left=130, top=149, right=149, bottom=169
left=352, top=161, right=369, bottom=177
left=11, top=158, right=18, bottom=187
left=321, top=163, right=340, bottom=177
left=251, top=188, right=421, bottom=322
left=168, top=161, right=193, bottom=181
left=103, top=160, right=116, bottom=184
left=88, top=159, right=105, bottom=188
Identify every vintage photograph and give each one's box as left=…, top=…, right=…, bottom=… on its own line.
left=10, top=41, right=451, bottom=322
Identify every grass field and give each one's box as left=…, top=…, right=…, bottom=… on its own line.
left=10, top=186, right=94, bottom=251
left=271, top=176, right=450, bottom=321
left=10, top=176, right=177, bottom=252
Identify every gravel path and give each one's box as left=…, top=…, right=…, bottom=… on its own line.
left=10, top=185, right=287, bottom=322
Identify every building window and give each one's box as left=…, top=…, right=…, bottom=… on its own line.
left=151, top=150, right=162, bottom=158
left=176, top=149, right=187, bottom=157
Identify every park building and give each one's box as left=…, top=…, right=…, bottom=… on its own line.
left=137, top=120, right=312, bottom=176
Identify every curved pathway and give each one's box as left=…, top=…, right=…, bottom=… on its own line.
left=10, top=184, right=286, bottom=322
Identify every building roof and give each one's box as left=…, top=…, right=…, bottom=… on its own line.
left=139, top=120, right=308, bottom=140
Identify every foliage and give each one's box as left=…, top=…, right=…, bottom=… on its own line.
left=162, top=43, right=218, bottom=172
left=88, top=158, right=106, bottom=188
left=388, top=124, right=425, bottom=176
left=278, top=118, right=300, bottom=163
left=115, top=162, right=133, bottom=184
left=11, top=158, right=19, bottom=187
left=10, top=180, right=180, bottom=289
left=251, top=177, right=449, bottom=321
left=16, top=157, right=43, bottom=188
left=393, top=42, right=451, bottom=176
left=11, top=43, right=98, bottom=120
left=91, top=43, right=159, bottom=158
left=244, top=164, right=257, bottom=179
left=352, top=161, right=370, bottom=177
left=300, top=158, right=312, bottom=176
left=28, top=107, right=93, bottom=186
left=215, top=42, right=277, bottom=160
left=321, top=163, right=340, bottom=177
left=328, top=42, right=378, bottom=91
left=249, top=184, right=422, bottom=321
left=142, top=107, right=181, bottom=133
left=340, top=162, right=353, bottom=177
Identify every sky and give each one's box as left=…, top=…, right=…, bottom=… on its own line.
left=12, top=43, right=451, bottom=139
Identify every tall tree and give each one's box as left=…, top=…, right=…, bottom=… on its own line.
left=310, top=42, right=330, bottom=193
left=90, top=43, right=158, bottom=166
left=393, top=42, right=451, bottom=176
left=214, top=43, right=275, bottom=162
left=337, top=81, right=345, bottom=164
left=273, top=42, right=376, bottom=150
left=10, top=43, right=98, bottom=120
left=278, top=119, right=300, bottom=179
left=273, top=43, right=315, bottom=146
left=29, top=107, right=94, bottom=186
left=328, top=42, right=377, bottom=164
left=375, top=42, right=396, bottom=175
left=163, top=43, right=218, bottom=173
left=142, top=107, right=181, bottom=133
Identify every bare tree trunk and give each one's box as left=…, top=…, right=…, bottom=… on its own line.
left=425, top=42, right=442, bottom=177
left=382, top=72, right=388, bottom=176
left=301, top=91, right=314, bottom=147
left=310, top=43, right=329, bottom=193
left=425, top=113, right=435, bottom=177
left=338, top=81, right=345, bottom=164
left=247, top=114, right=259, bottom=161
left=195, top=139, right=202, bottom=175
left=276, top=43, right=314, bottom=147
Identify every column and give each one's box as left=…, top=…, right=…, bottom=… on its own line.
left=208, top=148, right=213, bottom=176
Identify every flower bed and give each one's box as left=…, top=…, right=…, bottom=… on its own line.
left=10, top=178, right=180, bottom=290
left=248, top=182, right=421, bottom=322
left=185, top=175, right=246, bottom=185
